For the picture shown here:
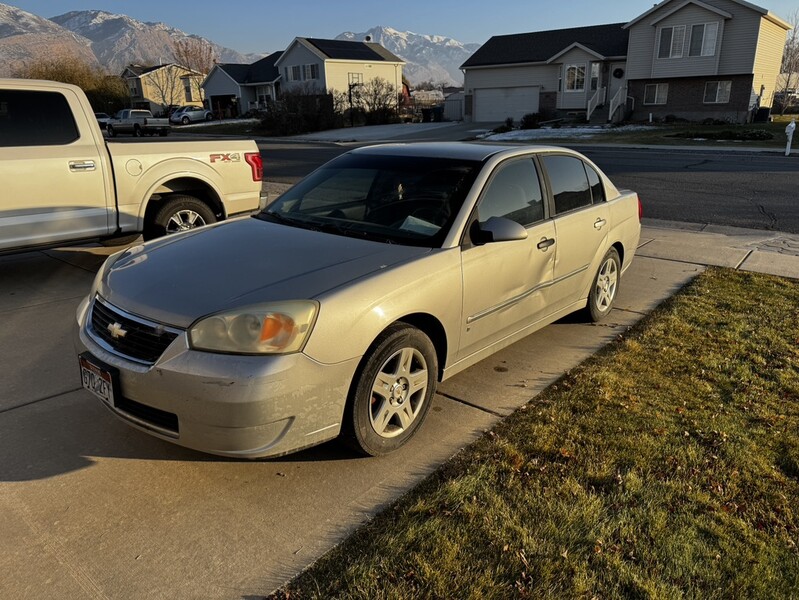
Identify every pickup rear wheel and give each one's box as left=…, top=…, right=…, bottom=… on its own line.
left=107, top=125, right=116, bottom=137
left=145, top=195, right=217, bottom=240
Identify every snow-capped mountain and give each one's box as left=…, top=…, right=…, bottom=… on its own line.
left=336, top=26, right=480, bottom=86
left=50, top=10, right=262, bottom=73
left=0, top=4, right=98, bottom=75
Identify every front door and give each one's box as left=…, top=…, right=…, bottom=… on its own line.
left=0, top=87, right=112, bottom=251
left=459, top=157, right=555, bottom=360
left=608, top=62, right=627, bottom=105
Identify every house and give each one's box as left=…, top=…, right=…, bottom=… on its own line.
left=624, top=0, right=792, bottom=122
left=275, top=37, right=404, bottom=97
left=461, top=0, right=792, bottom=124
left=122, top=64, right=205, bottom=115
left=461, top=23, right=629, bottom=122
left=202, top=52, right=283, bottom=117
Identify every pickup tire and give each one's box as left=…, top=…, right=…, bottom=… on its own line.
left=107, top=125, right=116, bottom=137
left=133, top=125, right=143, bottom=137
left=145, top=195, right=217, bottom=240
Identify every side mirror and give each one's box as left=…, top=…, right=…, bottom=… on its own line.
left=472, top=216, right=528, bottom=245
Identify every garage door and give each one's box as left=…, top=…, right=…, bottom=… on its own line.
left=474, top=86, right=540, bottom=122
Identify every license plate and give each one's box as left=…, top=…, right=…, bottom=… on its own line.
left=79, top=354, right=115, bottom=407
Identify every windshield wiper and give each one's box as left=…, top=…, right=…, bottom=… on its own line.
left=255, top=211, right=321, bottom=231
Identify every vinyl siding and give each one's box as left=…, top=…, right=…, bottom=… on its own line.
left=557, top=48, right=596, bottom=109
left=464, top=64, right=560, bottom=92
left=651, top=6, right=724, bottom=78
left=280, top=44, right=327, bottom=91
left=324, top=62, right=403, bottom=97
left=626, top=0, right=769, bottom=80
left=203, top=68, right=240, bottom=98
left=752, top=18, right=789, bottom=106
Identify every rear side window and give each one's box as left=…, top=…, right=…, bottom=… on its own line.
left=586, top=163, right=606, bottom=203
left=477, top=159, right=544, bottom=227
left=0, top=89, right=79, bottom=147
left=542, top=155, right=592, bottom=214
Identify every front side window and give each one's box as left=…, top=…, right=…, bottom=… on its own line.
left=590, top=63, right=600, bottom=92
left=260, top=154, right=481, bottom=247
left=704, top=81, right=731, bottom=104
left=658, top=25, right=686, bottom=59
left=644, top=83, right=669, bottom=105
left=291, top=65, right=302, bottom=81
left=565, top=65, right=586, bottom=92
left=689, top=22, right=719, bottom=57
left=0, top=89, right=79, bottom=147
left=304, top=64, right=319, bottom=80
left=542, top=155, right=593, bottom=214
left=477, top=159, right=544, bottom=227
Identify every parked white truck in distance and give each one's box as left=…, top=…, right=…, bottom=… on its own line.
left=107, top=109, right=170, bottom=137
left=0, top=78, right=266, bottom=253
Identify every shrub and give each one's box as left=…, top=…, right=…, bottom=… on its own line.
left=519, top=113, right=542, bottom=129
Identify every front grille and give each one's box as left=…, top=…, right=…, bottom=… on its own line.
left=116, top=396, right=180, bottom=434
left=89, top=297, right=180, bottom=364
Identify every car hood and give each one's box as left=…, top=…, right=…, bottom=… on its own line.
left=99, top=217, right=431, bottom=328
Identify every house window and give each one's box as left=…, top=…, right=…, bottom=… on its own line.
left=704, top=81, right=731, bottom=104
left=183, top=80, right=193, bottom=102
left=590, top=63, right=600, bottom=92
left=291, top=65, right=301, bottom=81
left=565, top=65, right=585, bottom=92
left=689, top=22, right=719, bottom=57
left=644, top=83, right=669, bottom=105
left=304, top=64, right=319, bottom=80
left=658, top=25, right=686, bottom=59
left=348, top=72, right=363, bottom=85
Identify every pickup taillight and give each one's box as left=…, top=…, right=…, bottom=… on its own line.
left=245, top=152, right=263, bottom=182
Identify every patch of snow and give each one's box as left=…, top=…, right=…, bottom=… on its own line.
left=483, top=125, right=654, bottom=141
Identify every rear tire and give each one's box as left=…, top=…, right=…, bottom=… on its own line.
left=144, top=195, right=216, bottom=240
left=584, top=247, right=620, bottom=322
left=344, top=323, right=437, bottom=456
left=107, top=125, right=116, bottom=137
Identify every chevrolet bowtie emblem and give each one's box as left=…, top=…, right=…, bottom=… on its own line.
left=107, top=322, right=128, bottom=339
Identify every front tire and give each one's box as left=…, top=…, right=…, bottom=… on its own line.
left=144, top=195, right=216, bottom=240
left=133, top=125, right=143, bottom=137
left=181, top=116, right=190, bottom=125
left=585, top=247, right=620, bottom=322
left=345, top=323, right=438, bottom=456
left=107, top=125, right=116, bottom=137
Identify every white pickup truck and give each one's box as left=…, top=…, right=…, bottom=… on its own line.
left=0, top=78, right=265, bottom=253
left=106, top=109, right=170, bottom=137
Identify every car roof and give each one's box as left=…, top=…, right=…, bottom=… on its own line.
left=347, top=142, right=569, bottom=162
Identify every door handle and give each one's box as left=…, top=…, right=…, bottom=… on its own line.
left=69, top=160, right=96, bottom=172
left=537, top=237, right=555, bottom=251
left=594, top=218, right=607, bottom=230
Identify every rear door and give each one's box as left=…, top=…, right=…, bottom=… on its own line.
left=458, top=156, right=556, bottom=359
left=540, top=153, right=610, bottom=309
left=0, top=86, right=113, bottom=250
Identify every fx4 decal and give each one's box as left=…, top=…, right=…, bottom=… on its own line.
left=210, top=153, right=241, bottom=163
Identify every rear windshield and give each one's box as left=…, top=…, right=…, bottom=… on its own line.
left=258, top=154, right=482, bottom=246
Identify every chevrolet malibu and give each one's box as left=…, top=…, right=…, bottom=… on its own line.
left=75, top=143, right=641, bottom=458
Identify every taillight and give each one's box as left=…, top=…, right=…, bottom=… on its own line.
left=245, top=152, right=263, bottom=182
left=638, top=196, right=643, bottom=221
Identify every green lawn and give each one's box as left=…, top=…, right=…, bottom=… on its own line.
left=270, top=268, right=799, bottom=599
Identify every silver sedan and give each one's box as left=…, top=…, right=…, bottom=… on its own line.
left=75, top=143, right=641, bottom=458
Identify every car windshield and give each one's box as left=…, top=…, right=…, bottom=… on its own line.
left=256, top=153, right=482, bottom=247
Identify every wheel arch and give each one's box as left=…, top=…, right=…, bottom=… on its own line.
left=391, top=313, right=449, bottom=381
left=142, top=176, right=225, bottom=231
left=611, top=240, right=625, bottom=267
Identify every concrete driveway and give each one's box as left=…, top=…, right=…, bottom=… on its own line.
left=2, top=221, right=795, bottom=598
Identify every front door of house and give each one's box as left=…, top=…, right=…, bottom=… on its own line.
left=608, top=62, right=627, bottom=104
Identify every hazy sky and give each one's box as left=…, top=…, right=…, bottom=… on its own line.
left=6, top=0, right=799, bottom=54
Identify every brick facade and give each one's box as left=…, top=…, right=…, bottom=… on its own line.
left=628, top=74, right=756, bottom=123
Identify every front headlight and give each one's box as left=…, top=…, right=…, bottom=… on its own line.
left=188, top=301, right=319, bottom=355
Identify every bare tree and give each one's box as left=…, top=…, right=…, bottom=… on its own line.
left=778, top=10, right=799, bottom=113
left=145, top=65, right=184, bottom=114
left=358, top=77, right=399, bottom=124
left=172, top=37, right=217, bottom=103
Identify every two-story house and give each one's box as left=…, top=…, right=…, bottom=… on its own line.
left=624, top=0, right=791, bottom=122
left=275, top=37, right=404, bottom=97
left=460, top=0, right=791, bottom=124
left=122, top=64, right=206, bottom=115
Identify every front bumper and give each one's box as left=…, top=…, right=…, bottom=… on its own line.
left=75, top=296, right=359, bottom=458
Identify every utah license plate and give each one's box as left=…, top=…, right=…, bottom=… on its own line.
left=79, top=354, right=115, bottom=407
